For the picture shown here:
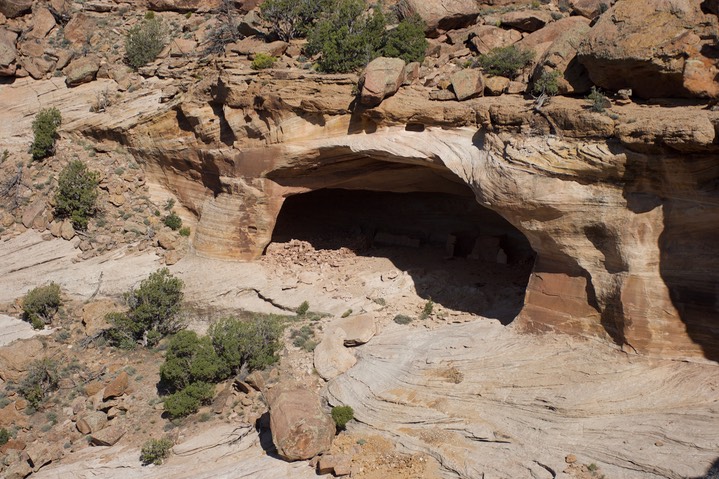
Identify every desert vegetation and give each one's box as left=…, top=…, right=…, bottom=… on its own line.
left=54, top=160, right=99, bottom=230
left=22, top=283, right=62, bottom=330
left=125, top=14, right=168, bottom=69
left=31, top=108, right=62, bottom=161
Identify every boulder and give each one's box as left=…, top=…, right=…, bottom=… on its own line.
left=469, top=26, right=522, bottom=55
left=0, top=402, right=26, bottom=428
left=0, top=339, right=44, bottom=382
left=21, top=199, right=45, bottom=228
left=0, top=28, right=17, bottom=76
left=570, top=0, right=610, bottom=19
left=103, top=371, right=129, bottom=400
left=27, top=7, right=56, bottom=39
left=60, top=220, right=75, bottom=240
left=156, top=231, right=178, bottom=250
left=64, top=55, right=100, bottom=87
left=501, top=10, right=553, bottom=33
left=451, top=68, right=484, bottom=101
left=313, top=329, right=357, bottom=381
left=19, top=54, right=56, bottom=80
left=90, top=424, right=125, bottom=446
left=268, top=387, right=335, bottom=461
left=63, top=14, right=97, bottom=46
left=227, top=37, right=287, bottom=57
left=524, top=17, right=593, bottom=94
left=360, top=57, right=406, bottom=107
left=578, top=0, right=719, bottom=98
left=485, top=75, right=510, bottom=96
left=402, top=0, right=479, bottom=36
left=81, top=300, right=117, bottom=336
left=0, top=0, right=32, bottom=18
left=76, top=411, right=107, bottom=434
left=335, top=314, right=376, bottom=346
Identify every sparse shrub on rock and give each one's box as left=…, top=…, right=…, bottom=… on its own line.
left=163, top=212, right=182, bottom=231
left=382, top=15, right=427, bottom=64
left=125, top=15, right=168, bottom=69
left=533, top=70, right=561, bottom=96
left=106, top=268, right=184, bottom=348
left=331, top=405, right=354, bottom=430
left=0, top=428, right=10, bottom=446
left=306, top=0, right=386, bottom=73
left=475, top=45, right=534, bottom=79
left=209, top=315, right=284, bottom=373
left=140, top=437, right=173, bottom=465
left=55, top=160, right=99, bottom=230
left=19, top=358, right=59, bottom=409
left=587, top=86, right=608, bottom=112
left=251, top=53, right=276, bottom=70
left=261, top=0, right=329, bottom=41
left=31, top=107, right=62, bottom=161
left=22, top=283, right=61, bottom=329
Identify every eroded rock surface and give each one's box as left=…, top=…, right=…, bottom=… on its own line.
left=327, top=320, right=719, bottom=479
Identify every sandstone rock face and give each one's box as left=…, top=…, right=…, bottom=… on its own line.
left=268, top=388, right=335, bottom=461
left=0, top=0, right=32, bottom=18
left=90, top=424, right=125, bottom=446
left=578, top=0, right=719, bottom=98
left=360, top=57, right=406, bottom=107
left=27, top=7, right=56, bottom=39
left=327, top=320, right=719, bottom=479
left=403, top=0, right=479, bottom=36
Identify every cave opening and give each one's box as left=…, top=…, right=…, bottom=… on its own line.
left=268, top=187, right=536, bottom=324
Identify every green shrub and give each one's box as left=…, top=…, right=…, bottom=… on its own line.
left=476, top=45, right=534, bottom=78
left=306, top=0, right=386, bottom=73
left=587, top=86, right=608, bottom=112
left=419, top=298, right=433, bottom=320
left=382, top=15, right=427, bottom=64
left=160, top=330, right=228, bottom=391
left=209, top=315, right=284, bottom=373
left=31, top=107, right=62, bottom=161
left=140, top=437, right=173, bottom=465
left=251, top=53, right=276, bottom=70
left=125, top=16, right=168, bottom=69
left=107, top=268, right=184, bottom=347
left=0, top=428, right=10, bottom=446
left=393, top=314, right=413, bottom=325
left=296, top=300, right=310, bottom=316
left=178, top=227, right=191, bottom=237
left=331, top=405, right=354, bottom=430
left=55, top=160, right=99, bottom=230
left=22, top=283, right=61, bottom=329
left=163, top=212, right=182, bottom=231
left=19, top=358, right=59, bottom=408
left=163, top=381, right=215, bottom=418
left=533, top=70, right=561, bottom=96
left=260, top=0, right=330, bottom=41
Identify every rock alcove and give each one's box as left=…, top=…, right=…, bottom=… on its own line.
left=266, top=161, right=536, bottom=324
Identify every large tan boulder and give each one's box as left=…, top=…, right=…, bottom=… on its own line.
left=521, top=16, right=593, bottom=95
left=578, top=0, right=719, bottom=98
left=402, top=0, right=479, bottom=36
left=360, top=57, right=406, bottom=107
left=314, top=329, right=356, bottom=381
left=0, top=0, right=32, bottom=18
left=81, top=300, right=117, bottom=336
left=268, top=388, right=335, bottom=461
left=469, top=26, right=522, bottom=55
left=27, top=7, right=56, bottom=39
left=103, top=371, right=129, bottom=400
left=0, top=28, right=17, bottom=76
left=569, top=0, right=610, bottom=19
left=76, top=411, right=107, bottom=434
left=90, top=424, right=125, bottom=446
left=451, top=69, right=485, bottom=101
left=0, top=339, right=45, bottom=382
left=335, top=314, right=376, bottom=346
left=64, top=55, right=100, bottom=87
left=63, top=14, right=97, bottom=46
